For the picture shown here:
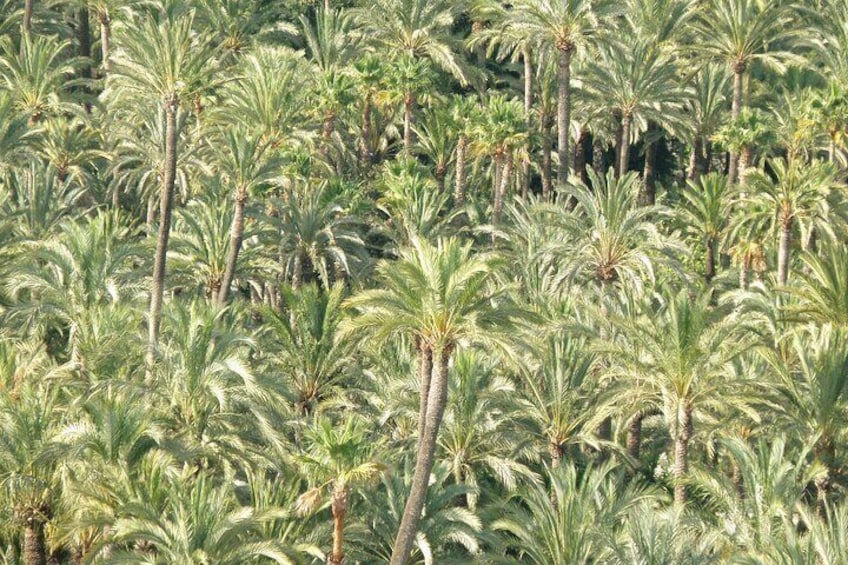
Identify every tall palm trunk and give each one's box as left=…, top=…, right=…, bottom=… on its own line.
left=556, top=46, right=573, bottom=190
left=99, top=11, right=111, bottom=75
left=592, top=135, right=604, bottom=177
left=23, top=0, right=34, bottom=36
left=627, top=412, right=644, bottom=462
left=618, top=112, right=632, bottom=177
left=523, top=47, right=533, bottom=198
left=147, top=98, right=179, bottom=369
left=642, top=124, right=658, bottom=205
left=575, top=130, right=588, bottom=186
left=23, top=519, right=46, bottom=565
left=673, top=402, right=693, bottom=505
left=705, top=236, right=717, bottom=282
left=778, top=214, right=792, bottom=285
left=454, top=133, right=467, bottom=204
left=417, top=341, right=433, bottom=443
left=360, top=93, right=372, bottom=166
left=217, top=186, right=247, bottom=306
left=549, top=441, right=564, bottom=468
left=728, top=64, right=744, bottom=185
left=403, top=91, right=416, bottom=155
left=329, top=486, right=349, bottom=565
left=390, top=345, right=452, bottom=565
left=493, top=148, right=512, bottom=226
left=541, top=115, right=553, bottom=200
left=687, top=137, right=704, bottom=182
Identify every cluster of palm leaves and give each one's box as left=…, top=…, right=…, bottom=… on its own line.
left=1, top=0, right=848, bottom=563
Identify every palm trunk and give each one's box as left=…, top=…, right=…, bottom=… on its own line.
left=454, top=133, right=467, bottom=205
left=778, top=214, right=792, bottom=285
left=642, top=125, right=657, bottom=204
left=542, top=115, right=553, bottom=200
left=360, top=93, right=372, bottom=166
left=77, top=7, right=91, bottom=88
left=626, top=412, right=643, bottom=462
left=523, top=47, right=533, bottom=198
left=705, top=236, right=717, bottom=283
left=147, top=98, right=179, bottom=369
left=329, top=486, right=348, bottom=565
left=23, top=519, right=46, bottom=565
left=322, top=112, right=335, bottom=157
left=728, top=66, right=744, bottom=185
left=739, top=255, right=750, bottom=289
left=23, top=0, right=33, bottom=36
left=99, top=12, right=111, bottom=75
left=673, top=402, right=693, bottom=505
left=493, top=148, right=512, bottom=226
left=575, top=129, right=588, bottom=186
left=390, top=345, right=453, bottom=565
left=687, top=137, right=703, bottom=182
left=618, top=112, right=632, bottom=177
left=403, top=91, right=416, bottom=156
left=417, top=341, right=433, bottom=442
left=556, top=46, right=573, bottom=190
left=217, top=187, right=247, bottom=306
left=549, top=441, right=564, bottom=468
left=592, top=134, right=604, bottom=177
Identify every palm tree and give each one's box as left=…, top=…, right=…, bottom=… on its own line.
left=678, top=173, right=735, bottom=282
left=507, top=0, right=611, bottom=189
left=294, top=416, right=384, bottom=565
left=683, top=64, right=731, bottom=182
left=741, top=158, right=841, bottom=285
left=108, top=11, right=219, bottom=366
left=692, top=0, right=799, bottom=184
left=344, top=236, right=517, bottom=565
left=788, top=242, right=848, bottom=327
left=354, top=0, right=471, bottom=154
left=492, top=462, right=656, bottom=564
left=605, top=287, right=751, bottom=504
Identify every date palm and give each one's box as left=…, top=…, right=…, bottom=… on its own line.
left=344, top=236, right=517, bottom=565
left=108, top=10, right=220, bottom=366
left=678, top=173, right=736, bottom=282
left=788, top=242, right=848, bottom=327
left=691, top=0, right=799, bottom=184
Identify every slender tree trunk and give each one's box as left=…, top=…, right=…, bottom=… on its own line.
left=575, top=129, right=588, bottom=186
left=329, top=487, right=348, bottom=565
left=403, top=91, right=416, bottom=155
left=627, top=412, right=644, bottom=462
left=673, top=402, right=693, bottom=505
left=454, top=133, right=467, bottom=205
left=705, top=236, right=717, bottom=283
left=77, top=7, right=91, bottom=91
left=417, top=341, right=433, bottom=443
left=492, top=150, right=503, bottom=209
left=99, top=12, right=111, bottom=75
left=549, top=442, right=564, bottom=468
left=523, top=47, right=533, bottom=198
left=740, top=255, right=750, bottom=289
left=556, top=47, right=573, bottom=190
left=687, top=137, right=703, bottom=182
left=23, top=0, right=33, bottom=36
left=592, top=135, right=604, bottom=177
left=390, top=345, right=453, bottom=565
left=23, top=519, right=46, bottom=565
left=542, top=116, right=553, bottom=200
left=147, top=99, right=179, bottom=370
left=217, top=186, right=247, bottom=306
left=618, top=113, right=632, bottom=177
left=728, top=66, right=744, bottom=185
left=778, top=215, right=792, bottom=285
left=493, top=149, right=512, bottom=227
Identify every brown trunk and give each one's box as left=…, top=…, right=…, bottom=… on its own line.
left=403, top=91, right=416, bottom=155
left=77, top=7, right=91, bottom=84
left=556, top=46, right=573, bottom=190
left=541, top=116, right=553, bottom=200
left=329, top=486, right=348, bottom=565
left=592, top=135, right=604, bottom=177
left=24, top=519, right=46, bottom=565
left=360, top=94, right=372, bottom=166
left=687, top=137, right=703, bottom=182
left=23, top=0, right=33, bottom=36
left=618, top=112, right=632, bottom=177
left=705, top=236, right=716, bottom=283
left=549, top=441, right=564, bottom=468
left=322, top=112, right=335, bottom=156
left=493, top=148, right=512, bottom=226
left=99, top=13, right=111, bottom=75
left=217, top=186, right=247, bottom=306
left=642, top=127, right=657, bottom=205
left=146, top=98, right=179, bottom=370
left=626, top=412, right=643, bottom=462
left=575, top=129, right=588, bottom=186
left=673, top=402, right=693, bottom=505
left=739, top=255, right=750, bottom=290
left=417, top=341, right=433, bottom=443
left=454, top=134, right=467, bottom=205
left=778, top=215, right=792, bottom=285
left=390, top=345, right=453, bottom=565
left=728, top=66, right=744, bottom=185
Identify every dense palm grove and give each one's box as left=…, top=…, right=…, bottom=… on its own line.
left=3, top=0, right=848, bottom=562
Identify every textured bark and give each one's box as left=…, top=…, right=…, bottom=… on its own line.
left=541, top=116, right=553, bottom=200
left=778, top=215, right=792, bottom=285
left=549, top=442, right=564, bottom=468
left=147, top=99, right=179, bottom=369
left=739, top=256, right=750, bottom=290
left=329, top=486, right=348, bottom=565
left=403, top=92, right=416, bottom=155
left=556, top=47, right=573, bottom=190
left=493, top=149, right=512, bottom=227
left=23, top=0, right=33, bottom=36
left=626, top=412, right=644, bottom=462
left=77, top=7, right=91, bottom=80
left=705, top=236, right=717, bottom=283
left=360, top=93, right=372, bottom=166
left=24, top=520, right=46, bottom=565
left=618, top=113, right=632, bottom=177
left=575, top=130, right=589, bottom=186
left=687, top=137, right=704, bottom=182
left=454, top=134, right=467, bottom=204
left=217, top=186, right=247, bottom=306
left=417, top=342, right=433, bottom=443
left=728, top=66, right=744, bottom=185
left=390, top=346, right=452, bottom=565
left=592, top=135, right=604, bottom=177
left=99, top=12, right=111, bottom=75
left=642, top=125, right=657, bottom=205
left=673, top=403, right=693, bottom=505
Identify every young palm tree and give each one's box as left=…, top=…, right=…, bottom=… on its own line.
left=294, top=416, right=384, bottom=565
left=788, top=242, right=848, bottom=327
left=344, top=236, right=517, bottom=565
left=683, top=64, right=731, bottom=181
left=108, top=11, right=219, bottom=366
left=678, top=173, right=736, bottom=282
